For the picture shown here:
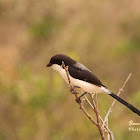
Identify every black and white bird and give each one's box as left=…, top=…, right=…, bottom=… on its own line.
left=47, top=54, right=140, bottom=116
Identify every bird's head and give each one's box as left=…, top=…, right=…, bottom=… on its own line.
left=47, top=54, right=76, bottom=68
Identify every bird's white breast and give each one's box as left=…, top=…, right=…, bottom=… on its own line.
left=51, top=64, right=104, bottom=93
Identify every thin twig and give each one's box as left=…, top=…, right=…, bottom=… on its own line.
left=95, top=93, right=105, bottom=140
left=84, top=94, right=113, bottom=140
left=62, top=61, right=80, bottom=102
left=102, top=73, right=132, bottom=129
left=62, top=62, right=72, bottom=89
left=88, top=93, right=105, bottom=140
left=106, top=118, right=110, bottom=140
left=79, top=100, right=98, bottom=126
left=95, top=93, right=100, bottom=124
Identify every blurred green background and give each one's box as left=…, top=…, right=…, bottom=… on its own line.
left=0, top=0, right=140, bottom=140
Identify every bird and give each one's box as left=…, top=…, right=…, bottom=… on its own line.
left=47, top=54, right=140, bottom=116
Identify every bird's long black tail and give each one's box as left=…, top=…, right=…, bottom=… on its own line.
left=101, top=87, right=140, bottom=116
left=109, top=92, right=140, bottom=116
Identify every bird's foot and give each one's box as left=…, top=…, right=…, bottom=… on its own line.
left=79, top=92, right=87, bottom=99
left=69, top=87, right=75, bottom=94
left=75, top=92, right=87, bottom=103
left=69, top=86, right=79, bottom=94
left=75, top=98, right=82, bottom=103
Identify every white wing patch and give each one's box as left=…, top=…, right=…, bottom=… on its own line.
left=74, top=62, right=91, bottom=72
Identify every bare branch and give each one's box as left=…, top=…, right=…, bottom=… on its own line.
left=102, top=73, right=132, bottom=128
left=84, top=94, right=113, bottom=140
left=95, top=93, right=105, bottom=140
left=62, top=62, right=72, bottom=89
left=62, top=61, right=80, bottom=102
left=62, top=61, right=116, bottom=140
left=79, top=100, right=98, bottom=126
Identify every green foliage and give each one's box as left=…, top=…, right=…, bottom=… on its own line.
left=29, top=17, right=61, bottom=40
left=115, top=39, right=140, bottom=57
left=117, top=18, right=140, bottom=55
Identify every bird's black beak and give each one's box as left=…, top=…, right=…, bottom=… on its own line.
left=46, top=62, right=52, bottom=67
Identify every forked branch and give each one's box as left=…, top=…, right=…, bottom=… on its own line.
left=62, top=61, right=105, bottom=139
left=62, top=61, right=131, bottom=140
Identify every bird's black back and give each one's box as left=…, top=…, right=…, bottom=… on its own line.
left=68, top=62, right=105, bottom=87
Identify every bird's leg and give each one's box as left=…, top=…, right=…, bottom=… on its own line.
left=68, top=86, right=82, bottom=103
left=69, top=86, right=80, bottom=94
left=69, top=85, right=76, bottom=94
left=78, top=92, right=88, bottom=99
left=75, top=92, right=87, bottom=103
left=69, top=86, right=87, bottom=103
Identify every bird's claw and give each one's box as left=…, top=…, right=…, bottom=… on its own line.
left=75, top=98, right=82, bottom=103
left=69, top=87, right=75, bottom=94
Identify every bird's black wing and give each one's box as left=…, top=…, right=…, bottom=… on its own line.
left=68, top=62, right=105, bottom=87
